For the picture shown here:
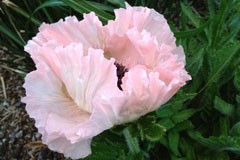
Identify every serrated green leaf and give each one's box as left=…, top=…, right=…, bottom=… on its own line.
left=186, top=48, right=204, bottom=77
left=209, top=43, right=240, bottom=80
left=172, top=109, right=197, bottom=124
left=157, top=92, right=196, bottom=118
left=214, top=96, right=234, bottom=116
left=85, top=132, right=126, bottom=160
left=159, top=118, right=175, bottom=130
left=210, top=0, right=232, bottom=47
left=188, top=131, right=240, bottom=154
left=171, top=120, right=194, bottom=132
left=138, top=115, right=156, bottom=126
left=219, top=16, right=240, bottom=46
left=144, top=123, right=166, bottom=142
left=198, top=43, right=240, bottom=94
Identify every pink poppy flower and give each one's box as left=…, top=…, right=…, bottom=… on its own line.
left=23, top=4, right=191, bottom=159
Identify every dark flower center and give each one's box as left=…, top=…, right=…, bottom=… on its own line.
left=114, top=62, right=128, bottom=90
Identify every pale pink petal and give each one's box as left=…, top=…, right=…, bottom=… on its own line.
left=77, top=97, right=126, bottom=139
left=104, top=29, right=141, bottom=68
left=24, top=13, right=104, bottom=64
left=22, top=44, right=125, bottom=158
left=22, top=63, right=91, bottom=158
left=104, top=5, right=186, bottom=67
left=104, top=27, right=162, bottom=68
left=123, top=4, right=176, bottom=50
left=172, top=45, right=186, bottom=64
left=47, top=136, right=92, bottom=159
left=120, top=65, right=187, bottom=122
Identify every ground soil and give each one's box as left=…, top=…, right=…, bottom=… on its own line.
left=0, top=51, right=65, bottom=160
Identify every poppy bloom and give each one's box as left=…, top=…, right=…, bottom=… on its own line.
left=23, top=4, right=191, bottom=159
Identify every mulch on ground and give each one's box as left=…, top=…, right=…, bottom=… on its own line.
left=0, top=50, right=64, bottom=160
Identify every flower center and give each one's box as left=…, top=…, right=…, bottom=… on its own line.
left=114, top=62, right=128, bottom=90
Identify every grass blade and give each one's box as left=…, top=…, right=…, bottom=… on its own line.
left=2, top=0, right=41, bottom=26
left=180, top=2, right=200, bottom=27
left=61, top=0, right=114, bottom=23
left=0, top=20, right=24, bottom=46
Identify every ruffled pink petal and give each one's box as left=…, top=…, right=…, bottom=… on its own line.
left=24, top=13, right=104, bottom=64
left=22, top=43, right=125, bottom=158
left=76, top=96, right=126, bottom=139
left=120, top=65, right=188, bottom=122
left=114, top=4, right=176, bottom=49
left=104, top=4, right=186, bottom=68
left=104, top=27, right=162, bottom=68
left=39, top=42, right=124, bottom=118
left=46, top=136, right=92, bottom=159
left=22, top=63, right=91, bottom=158
left=103, top=29, right=141, bottom=68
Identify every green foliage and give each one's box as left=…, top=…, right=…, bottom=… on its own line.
left=1, top=0, right=240, bottom=160
left=188, top=131, right=240, bottom=154
left=214, top=96, right=235, bottom=116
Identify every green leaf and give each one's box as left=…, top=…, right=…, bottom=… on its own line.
left=219, top=16, right=240, bottom=46
left=85, top=131, right=126, bottom=160
left=210, top=0, right=232, bottom=47
left=3, top=2, right=41, bottom=26
left=159, top=118, right=175, bottom=130
left=123, top=128, right=140, bottom=155
left=127, top=123, right=139, bottom=138
left=186, top=48, right=204, bottom=77
left=87, top=1, right=114, bottom=12
left=156, top=92, right=196, bottom=118
left=168, top=131, right=180, bottom=156
left=138, top=115, right=156, bottom=126
left=175, top=21, right=209, bottom=38
left=171, top=120, right=194, bottom=132
left=214, top=96, right=234, bottom=116
left=107, top=0, right=125, bottom=7
left=144, top=123, right=166, bottom=142
left=198, top=42, right=240, bottom=94
left=234, top=66, right=240, bottom=91
left=188, top=131, right=240, bottom=154
left=208, top=0, right=215, bottom=19
left=180, top=138, right=196, bottom=160
left=219, top=116, right=230, bottom=136
left=230, top=122, right=240, bottom=136
left=171, top=109, right=197, bottom=124
left=32, top=0, right=66, bottom=14
left=209, top=43, right=240, bottom=80
left=180, top=2, right=200, bottom=27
